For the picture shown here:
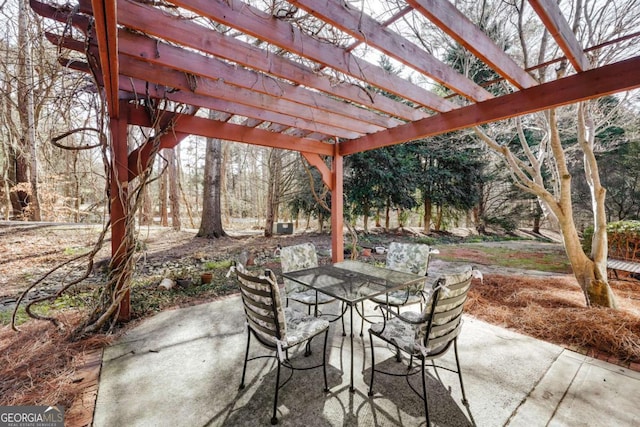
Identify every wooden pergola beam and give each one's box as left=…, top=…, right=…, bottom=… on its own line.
left=126, top=107, right=335, bottom=157
left=47, top=31, right=371, bottom=140
left=528, top=0, right=589, bottom=72
left=111, top=0, right=426, bottom=122
left=408, top=0, right=538, bottom=89
left=341, top=55, right=640, bottom=155
left=119, top=57, right=365, bottom=140
left=291, top=0, right=493, bottom=101
left=116, top=30, right=400, bottom=130
left=301, top=153, right=332, bottom=189
left=90, top=0, right=119, bottom=118
left=171, top=0, right=456, bottom=113
left=127, top=107, right=199, bottom=181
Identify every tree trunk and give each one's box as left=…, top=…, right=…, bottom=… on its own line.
left=159, top=157, right=168, bottom=227
left=385, top=202, right=390, bottom=230
left=221, top=141, right=230, bottom=226
left=140, top=185, right=153, bottom=226
left=434, top=205, right=443, bottom=231
left=167, top=148, right=181, bottom=230
left=362, top=200, right=369, bottom=232
left=423, top=197, right=432, bottom=233
left=532, top=204, right=542, bottom=234
left=559, top=216, right=617, bottom=308
left=73, top=152, right=80, bottom=222
left=14, top=1, right=39, bottom=220
left=318, top=211, right=324, bottom=233
left=197, top=137, right=226, bottom=238
left=264, top=149, right=282, bottom=237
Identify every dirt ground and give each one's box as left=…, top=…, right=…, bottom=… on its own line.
left=1, top=222, right=639, bottom=418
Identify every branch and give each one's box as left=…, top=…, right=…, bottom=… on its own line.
left=50, top=127, right=105, bottom=150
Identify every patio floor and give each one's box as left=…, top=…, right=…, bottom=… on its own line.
left=93, top=295, right=640, bottom=426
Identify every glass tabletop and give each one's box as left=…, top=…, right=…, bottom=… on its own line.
left=282, top=260, right=427, bottom=304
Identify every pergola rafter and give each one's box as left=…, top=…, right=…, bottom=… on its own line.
left=30, top=0, right=640, bottom=319
left=290, top=0, right=495, bottom=102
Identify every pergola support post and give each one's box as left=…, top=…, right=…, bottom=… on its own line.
left=110, top=101, right=130, bottom=321
left=330, top=148, right=344, bottom=263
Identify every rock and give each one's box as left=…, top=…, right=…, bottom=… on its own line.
left=158, top=278, right=175, bottom=290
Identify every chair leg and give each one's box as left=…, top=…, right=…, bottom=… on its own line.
left=359, top=302, right=364, bottom=337
left=420, top=358, right=431, bottom=426
left=239, top=330, right=251, bottom=390
left=368, top=330, right=376, bottom=396
left=322, top=329, right=329, bottom=392
left=272, top=357, right=282, bottom=425
left=341, top=302, right=346, bottom=336
left=454, top=339, right=468, bottom=404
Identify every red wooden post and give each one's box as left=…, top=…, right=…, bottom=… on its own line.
left=331, top=146, right=344, bottom=263
left=110, top=101, right=130, bottom=321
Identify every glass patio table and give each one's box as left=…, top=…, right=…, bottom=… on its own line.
left=282, top=260, right=427, bottom=392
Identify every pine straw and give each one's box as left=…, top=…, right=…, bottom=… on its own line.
left=0, top=311, right=114, bottom=407
left=466, top=275, right=640, bottom=363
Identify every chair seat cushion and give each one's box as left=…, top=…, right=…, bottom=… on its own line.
left=370, top=290, right=423, bottom=307
left=288, top=289, right=336, bottom=305
left=283, top=307, right=330, bottom=347
left=370, top=312, right=421, bottom=354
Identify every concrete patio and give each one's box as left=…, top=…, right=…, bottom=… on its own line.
left=92, top=293, right=640, bottom=426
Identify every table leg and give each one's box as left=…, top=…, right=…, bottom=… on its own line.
left=349, top=304, right=355, bottom=393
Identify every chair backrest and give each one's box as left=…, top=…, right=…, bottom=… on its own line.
left=417, top=267, right=474, bottom=355
left=235, top=266, right=287, bottom=349
left=386, top=242, right=431, bottom=275
left=386, top=242, right=431, bottom=293
left=280, top=242, right=318, bottom=294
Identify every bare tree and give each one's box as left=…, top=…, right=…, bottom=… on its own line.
left=264, top=148, right=284, bottom=237
left=470, top=0, right=640, bottom=307
left=167, top=148, right=181, bottom=230
left=197, top=135, right=227, bottom=238
left=10, top=0, right=41, bottom=219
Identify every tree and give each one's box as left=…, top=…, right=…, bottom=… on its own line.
left=289, top=156, right=331, bottom=233
left=264, top=148, right=283, bottom=237
left=8, top=0, right=42, bottom=220
left=414, top=135, right=483, bottom=233
left=467, top=0, right=640, bottom=307
left=167, top=148, right=181, bottom=230
left=197, top=136, right=227, bottom=238
left=571, top=100, right=640, bottom=222
left=346, top=145, right=418, bottom=231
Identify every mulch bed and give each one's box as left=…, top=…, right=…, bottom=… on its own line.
left=465, top=274, right=640, bottom=366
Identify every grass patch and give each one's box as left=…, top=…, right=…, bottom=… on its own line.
left=203, top=260, right=233, bottom=270
left=130, top=269, right=238, bottom=318
left=0, top=306, right=29, bottom=326
left=437, top=245, right=572, bottom=273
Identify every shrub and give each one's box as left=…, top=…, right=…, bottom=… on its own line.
left=582, top=220, right=640, bottom=260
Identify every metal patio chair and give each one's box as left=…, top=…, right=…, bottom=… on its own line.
left=371, top=242, right=434, bottom=309
left=360, top=242, right=433, bottom=333
left=234, top=265, right=330, bottom=425
left=280, top=242, right=346, bottom=333
left=367, top=266, right=475, bottom=426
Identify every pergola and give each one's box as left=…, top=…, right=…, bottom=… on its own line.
left=32, top=0, right=640, bottom=319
